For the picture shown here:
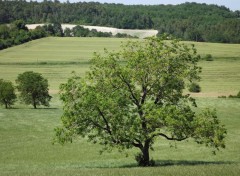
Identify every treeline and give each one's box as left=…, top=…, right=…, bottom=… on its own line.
left=0, top=20, right=47, bottom=50
left=0, top=21, right=135, bottom=50
left=0, top=0, right=240, bottom=43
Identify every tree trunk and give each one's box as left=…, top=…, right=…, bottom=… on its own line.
left=141, top=143, right=150, bottom=166
left=33, top=100, right=37, bottom=109
left=4, top=99, right=8, bottom=109
left=137, top=140, right=153, bottom=167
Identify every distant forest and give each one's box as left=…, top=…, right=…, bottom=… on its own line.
left=0, top=0, right=240, bottom=43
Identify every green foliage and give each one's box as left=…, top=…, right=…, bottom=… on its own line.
left=16, top=71, right=52, bottom=109
left=43, top=22, right=64, bottom=37
left=193, top=109, right=226, bottom=153
left=13, top=20, right=28, bottom=31
left=0, top=22, right=47, bottom=50
left=189, top=82, right=201, bottom=93
left=0, top=79, right=16, bottom=108
left=70, top=25, right=112, bottom=37
left=56, top=37, right=226, bottom=166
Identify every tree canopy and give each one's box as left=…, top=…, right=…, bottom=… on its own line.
left=55, top=37, right=227, bottom=166
left=0, top=79, right=16, bottom=109
left=16, top=71, right=52, bottom=109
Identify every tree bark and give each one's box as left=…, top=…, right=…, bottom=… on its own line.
left=32, top=95, right=37, bottom=109
left=33, top=100, right=37, bottom=109
left=141, top=144, right=150, bottom=166
left=3, top=99, right=8, bottom=109
left=138, top=140, right=151, bottom=166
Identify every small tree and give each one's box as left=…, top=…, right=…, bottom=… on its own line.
left=16, top=71, right=52, bottom=109
left=0, top=79, right=16, bottom=109
left=55, top=37, right=227, bottom=166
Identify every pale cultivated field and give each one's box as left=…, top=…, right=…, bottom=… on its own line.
left=26, top=24, right=158, bottom=38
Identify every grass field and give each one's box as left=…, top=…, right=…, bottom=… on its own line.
left=0, top=37, right=240, bottom=175
left=0, top=37, right=239, bottom=93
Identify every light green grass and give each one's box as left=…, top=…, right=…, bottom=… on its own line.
left=199, top=59, right=240, bottom=94
left=1, top=38, right=239, bottom=64
left=0, top=64, right=89, bottom=91
left=184, top=41, right=240, bottom=58
left=0, top=37, right=240, bottom=175
left=0, top=37, right=124, bottom=64
left=0, top=37, right=240, bottom=93
left=0, top=97, right=239, bottom=175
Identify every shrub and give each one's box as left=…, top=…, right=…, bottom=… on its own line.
left=188, top=82, right=201, bottom=93
left=218, top=96, right=227, bottom=98
left=205, top=54, right=213, bottom=61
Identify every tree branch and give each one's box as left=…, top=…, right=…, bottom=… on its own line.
left=140, top=85, right=147, bottom=105
left=96, top=106, right=112, bottom=135
left=88, top=119, right=107, bottom=131
left=154, top=89, right=163, bottom=104
left=118, top=74, right=140, bottom=107
left=132, top=138, right=143, bottom=149
left=152, top=133, right=188, bottom=141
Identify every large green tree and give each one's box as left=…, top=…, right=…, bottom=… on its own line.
left=0, top=79, right=16, bottom=109
left=55, top=37, right=227, bottom=166
left=16, top=71, right=52, bottom=109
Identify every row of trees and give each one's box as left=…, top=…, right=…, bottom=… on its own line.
left=0, top=71, right=51, bottom=109
left=64, top=25, right=136, bottom=38
left=1, top=1, right=240, bottom=43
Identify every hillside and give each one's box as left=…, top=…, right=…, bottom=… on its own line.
left=1, top=37, right=240, bottom=95
left=0, top=1, right=240, bottom=43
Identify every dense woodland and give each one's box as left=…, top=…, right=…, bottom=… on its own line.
left=0, top=0, right=240, bottom=43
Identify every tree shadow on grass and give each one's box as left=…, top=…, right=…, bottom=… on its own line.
left=120, top=160, right=235, bottom=168
left=155, top=160, right=234, bottom=167
left=5, top=107, right=20, bottom=109
left=33, top=107, right=58, bottom=110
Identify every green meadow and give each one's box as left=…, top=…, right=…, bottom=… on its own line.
left=0, top=37, right=240, bottom=175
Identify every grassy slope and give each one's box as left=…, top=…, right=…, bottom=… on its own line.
left=0, top=37, right=239, bottom=93
left=0, top=37, right=124, bottom=91
left=0, top=37, right=240, bottom=175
